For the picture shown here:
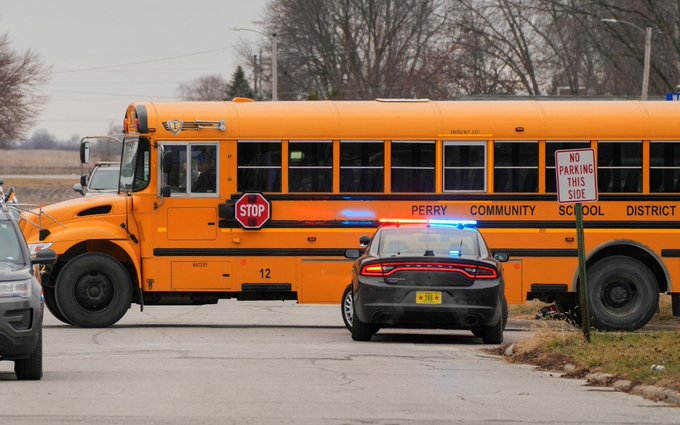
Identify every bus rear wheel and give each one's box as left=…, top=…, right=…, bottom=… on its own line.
left=587, top=256, right=658, bottom=331
left=55, top=253, right=132, bottom=328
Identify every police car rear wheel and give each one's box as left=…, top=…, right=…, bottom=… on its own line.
left=341, top=285, right=353, bottom=331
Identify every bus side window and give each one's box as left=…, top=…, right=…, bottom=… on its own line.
left=191, top=145, right=218, bottom=194
left=161, top=146, right=187, bottom=194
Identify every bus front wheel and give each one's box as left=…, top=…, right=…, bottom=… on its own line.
left=43, top=286, right=72, bottom=325
left=55, top=253, right=132, bottom=328
left=587, top=256, right=658, bottom=331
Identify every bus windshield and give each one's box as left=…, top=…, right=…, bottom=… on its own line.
left=119, top=137, right=150, bottom=192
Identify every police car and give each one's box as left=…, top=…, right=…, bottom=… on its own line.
left=344, top=219, right=508, bottom=343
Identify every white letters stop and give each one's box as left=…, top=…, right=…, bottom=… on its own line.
left=240, top=204, right=266, bottom=217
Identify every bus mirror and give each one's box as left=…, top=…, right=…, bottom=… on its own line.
left=494, top=252, right=509, bottom=263
left=161, top=186, right=172, bottom=198
left=80, top=141, right=90, bottom=164
left=359, top=235, right=371, bottom=246
left=345, top=249, right=361, bottom=259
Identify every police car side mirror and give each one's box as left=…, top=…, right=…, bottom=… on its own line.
left=359, top=235, right=371, bottom=246
left=494, top=252, right=509, bottom=263
left=345, top=249, right=361, bottom=259
left=73, top=183, right=85, bottom=196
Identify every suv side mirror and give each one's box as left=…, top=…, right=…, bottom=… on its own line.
left=32, top=249, right=57, bottom=265
left=493, top=252, right=509, bottom=263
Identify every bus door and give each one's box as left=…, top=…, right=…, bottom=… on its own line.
left=156, top=142, right=232, bottom=290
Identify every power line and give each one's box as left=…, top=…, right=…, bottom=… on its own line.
left=54, top=46, right=232, bottom=74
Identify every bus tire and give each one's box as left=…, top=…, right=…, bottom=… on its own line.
left=587, top=256, right=658, bottom=331
left=55, top=253, right=132, bottom=328
left=341, top=284, right=353, bottom=331
left=43, top=286, right=72, bottom=325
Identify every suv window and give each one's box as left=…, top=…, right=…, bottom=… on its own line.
left=0, top=219, right=24, bottom=264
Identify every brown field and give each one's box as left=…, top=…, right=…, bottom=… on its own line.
left=0, top=149, right=81, bottom=175
left=0, top=149, right=83, bottom=205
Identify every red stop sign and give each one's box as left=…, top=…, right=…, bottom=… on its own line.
left=234, top=193, right=271, bottom=229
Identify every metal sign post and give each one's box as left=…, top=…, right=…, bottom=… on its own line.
left=555, top=149, right=598, bottom=342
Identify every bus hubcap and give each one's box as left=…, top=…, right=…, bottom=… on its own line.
left=603, top=279, right=635, bottom=310
left=75, top=272, right=114, bottom=311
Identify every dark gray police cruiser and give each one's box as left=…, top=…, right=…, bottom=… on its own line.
left=344, top=219, right=508, bottom=343
left=0, top=204, right=56, bottom=380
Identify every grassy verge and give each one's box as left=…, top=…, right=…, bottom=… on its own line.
left=506, top=295, right=680, bottom=393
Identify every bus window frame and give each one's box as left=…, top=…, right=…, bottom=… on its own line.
left=493, top=140, right=539, bottom=193
left=650, top=140, right=680, bottom=193
left=390, top=140, right=436, bottom=193
left=237, top=140, right=282, bottom=193
left=157, top=141, right=220, bottom=198
left=597, top=140, right=643, bottom=193
left=119, top=137, right=151, bottom=193
left=339, top=140, right=385, bottom=193
left=544, top=141, right=591, bottom=193
left=288, top=140, right=333, bottom=193
left=442, top=141, right=487, bottom=193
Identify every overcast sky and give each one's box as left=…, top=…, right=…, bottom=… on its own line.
left=0, top=0, right=269, bottom=141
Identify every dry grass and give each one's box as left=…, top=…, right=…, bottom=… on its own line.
left=1, top=177, right=81, bottom=206
left=505, top=294, right=680, bottom=396
left=0, top=149, right=81, bottom=175
left=508, top=328, right=680, bottom=392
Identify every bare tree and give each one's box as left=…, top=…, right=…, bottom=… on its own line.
left=0, top=33, right=49, bottom=147
left=177, top=74, right=229, bottom=101
left=259, top=0, right=451, bottom=100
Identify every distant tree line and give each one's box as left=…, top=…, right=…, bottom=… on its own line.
left=182, top=0, right=680, bottom=101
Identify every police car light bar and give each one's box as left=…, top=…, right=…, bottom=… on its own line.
left=379, top=218, right=477, bottom=227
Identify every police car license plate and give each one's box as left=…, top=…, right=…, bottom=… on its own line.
left=416, top=291, right=442, bottom=304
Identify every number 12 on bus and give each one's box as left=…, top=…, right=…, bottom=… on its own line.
left=20, top=99, right=680, bottom=331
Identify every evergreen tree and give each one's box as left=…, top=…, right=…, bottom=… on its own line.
left=227, top=66, right=255, bottom=99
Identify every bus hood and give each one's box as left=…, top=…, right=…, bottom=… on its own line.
left=20, top=194, right=129, bottom=242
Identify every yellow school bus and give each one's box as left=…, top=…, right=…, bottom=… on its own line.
left=20, top=99, right=680, bottom=330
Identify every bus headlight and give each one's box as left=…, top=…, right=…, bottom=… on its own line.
left=0, top=279, right=32, bottom=298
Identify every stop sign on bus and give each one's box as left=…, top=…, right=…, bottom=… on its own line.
left=235, top=193, right=272, bottom=229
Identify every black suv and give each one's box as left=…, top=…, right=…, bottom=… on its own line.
left=0, top=205, right=56, bottom=380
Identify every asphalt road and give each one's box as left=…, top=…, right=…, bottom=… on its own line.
left=0, top=300, right=677, bottom=425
